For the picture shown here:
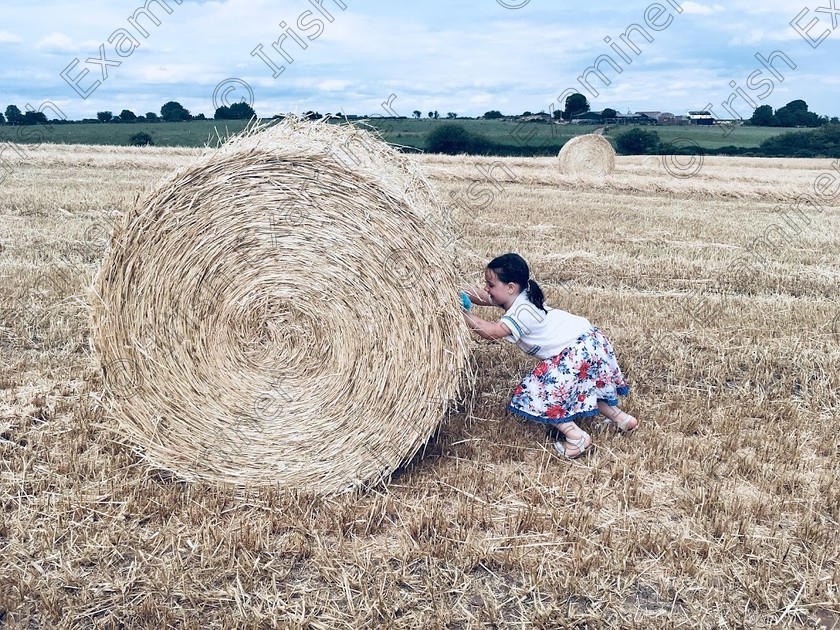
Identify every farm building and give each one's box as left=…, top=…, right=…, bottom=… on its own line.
left=613, top=112, right=657, bottom=125
left=636, top=111, right=661, bottom=121
left=570, top=111, right=605, bottom=124
left=517, top=113, right=553, bottom=123
left=637, top=111, right=679, bottom=125
left=687, top=110, right=715, bottom=125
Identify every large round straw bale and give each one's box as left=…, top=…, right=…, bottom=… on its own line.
left=558, top=134, right=616, bottom=175
left=91, top=118, right=470, bottom=494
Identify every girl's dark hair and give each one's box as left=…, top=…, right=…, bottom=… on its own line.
left=487, top=253, right=546, bottom=312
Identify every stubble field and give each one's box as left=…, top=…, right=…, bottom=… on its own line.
left=0, top=143, right=838, bottom=628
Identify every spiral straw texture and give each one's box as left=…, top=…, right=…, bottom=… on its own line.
left=91, top=118, right=471, bottom=494
left=558, top=134, right=616, bottom=176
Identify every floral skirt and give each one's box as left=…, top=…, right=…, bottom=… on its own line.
left=507, top=326, right=629, bottom=424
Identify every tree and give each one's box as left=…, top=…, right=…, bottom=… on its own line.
left=119, top=109, right=137, bottom=122
left=412, top=110, right=421, bottom=119
left=5, top=105, right=23, bottom=125
left=832, top=117, right=839, bottom=125
left=145, top=112, right=159, bottom=122
left=22, top=111, right=48, bottom=124
left=214, top=102, right=256, bottom=120
left=129, top=131, right=153, bottom=146
left=483, top=110, right=503, bottom=119
left=563, top=93, right=590, bottom=120
left=602, top=108, right=617, bottom=119
left=446, top=112, right=457, bottom=119
left=0, top=113, right=5, bottom=125
left=552, top=109, right=563, bottom=120
left=97, top=111, right=113, bottom=122
left=774, top=99, right=820, bottom=127
left=615, top=128, right=660, bottom=154
left=782, top=99, right=808, bottom=113
left=522, top=111, right=533, bottom=117
left=426, top=124, right=489, bottom=154
left=749, top=105, right=774, bottom=126
left=160, top=101, right=190, bottom=122
left=433, top=110, right=439, bottom=119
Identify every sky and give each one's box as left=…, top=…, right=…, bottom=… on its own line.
left=1, top=0, right=838, bottom=121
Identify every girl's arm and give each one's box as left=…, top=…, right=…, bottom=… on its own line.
left=461, top=286, right=494, bottom=307
left=462, top=310, right=512, bottom=341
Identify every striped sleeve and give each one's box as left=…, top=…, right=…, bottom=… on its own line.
left=500, top=315, right=522, bottom=341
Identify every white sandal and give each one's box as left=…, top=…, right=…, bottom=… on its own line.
left=554, top=432, right=592, bottom=459
left=613, top=411, right=639, bottom=433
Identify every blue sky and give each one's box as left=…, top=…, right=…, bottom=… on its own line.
left=1, top=0, right=838, bottom=121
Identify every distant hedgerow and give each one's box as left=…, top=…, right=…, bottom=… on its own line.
left=426, top=124, right=490, bottom=155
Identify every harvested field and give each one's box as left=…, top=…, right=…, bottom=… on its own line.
left=1, top=144, right=839, bottom=628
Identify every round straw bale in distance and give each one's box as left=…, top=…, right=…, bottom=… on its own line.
left=91, top=118, right=470, bottom=494
left=558, top=134, right=616, bottom=176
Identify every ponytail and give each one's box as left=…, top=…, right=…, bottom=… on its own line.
left=527, top=279, right=547, bottom=313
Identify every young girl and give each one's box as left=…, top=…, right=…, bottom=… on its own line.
left=461, top=253, right=637, bottom=459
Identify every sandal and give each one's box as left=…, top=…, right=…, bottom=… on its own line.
left=613, top=411, right=639, bottom=433
left=554, top=432, right=592, bottom=460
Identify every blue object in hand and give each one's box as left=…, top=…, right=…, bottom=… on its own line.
left=459, top=291, right=472, bottom=311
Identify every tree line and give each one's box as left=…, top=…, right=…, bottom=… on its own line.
left=0, top=101, right=257, bottom=125
left=480, top=95, right=838, bottom=127
left=480, top=94, right=600, bottom=121
left=4, top=93, right=836, bottom=128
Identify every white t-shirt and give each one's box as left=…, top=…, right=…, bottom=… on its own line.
left=499, top=291, right=591, bottom=360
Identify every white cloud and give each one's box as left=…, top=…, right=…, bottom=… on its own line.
left=131, top=63, right=217, bottom=84
left=316, top=79, right=354, bottom=92
left=0, top=31, right=22, bottom=44
left=35, top=32, right=75, bottom=50
left=728, top=0, right=803, bottom=15
left=727, top=27, right=802, bottom=46
left=35, top=32, right=99, bottom=52
left=681, top=2, right=725, bottom=15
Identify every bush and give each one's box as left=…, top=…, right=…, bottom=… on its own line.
left=614, top=128, right=661, bottom=155
left=129, top=132, right=153, bottom=146
left=214, top=102, right=256, bottom=120
left=426, top=124, right=490, bottom=155
left=759, top=125, right=840, bottom=157
left=659, top=142, right=706, bottom=156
